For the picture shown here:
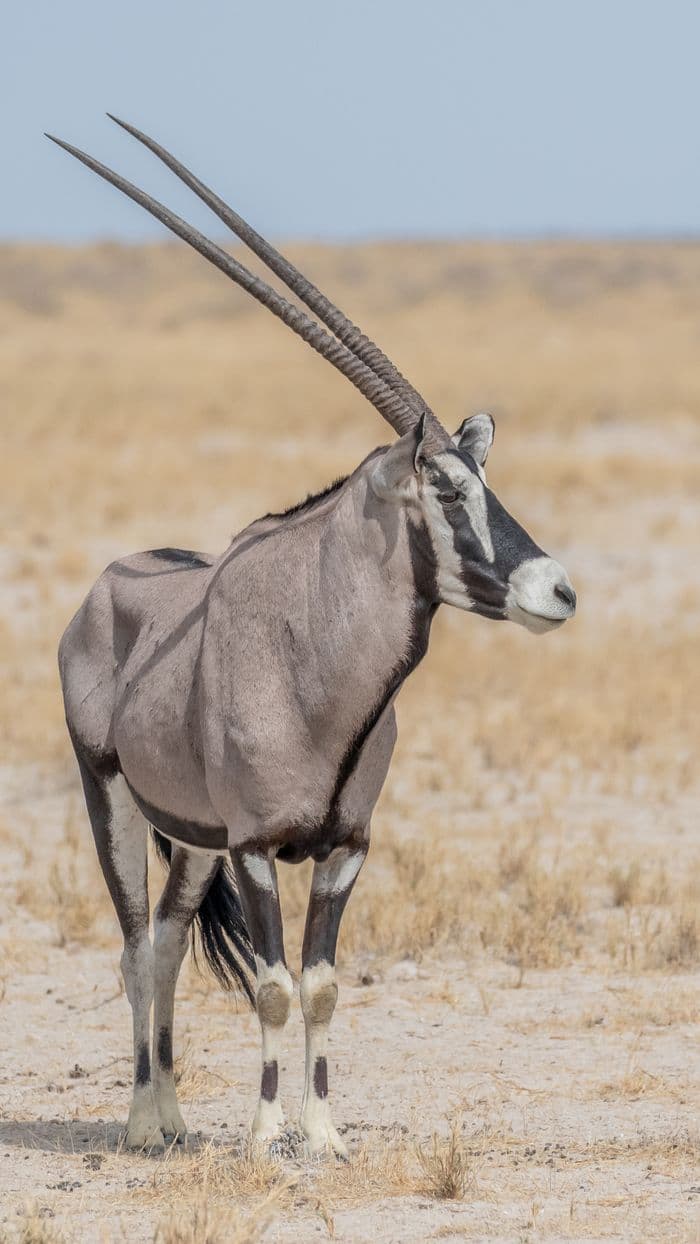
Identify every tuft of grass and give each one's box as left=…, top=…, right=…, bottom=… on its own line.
left=598, top=1066, right=664, bottom=1102
left=173, top=1041, right=232, bottom=1104
left=415, top=1120, right=475, bottom=1201
left=652, top=909, right=700, bottom=968
left=0, top=1208, right=66, bottom=1244
left=48, top=855, right=100, bottom=945
left=142, top=1140, right=296, bottom=1208
left=153, top=1196, right=277, bottom=1244
left=608, top=860, right=669, bottom=908
left=14, top=807, right=108, bottom=946
left=314, top=1129, right=414, bottom=1205
left=611, top=901, right=700, bottom=972
left=491, top=847, right=584, bottom=970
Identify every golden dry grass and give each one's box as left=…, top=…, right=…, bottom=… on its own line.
left=138, top=1128, right=430, bottom=1219
left=2, top=239, right=699, bottom=772
left=172, top=1042, right=233, bottom=1105
left=152, top=1204, right=245, bottom=1244
left=142, top=1140, right=295, bottom=1209
left=14, top=804, right=110, bottom=947
left=415, top=1120, right=477, bottom=1200
left=152, top=1197, right=279, bottom=1244
left=0, top=1207, right=67, bottom=1244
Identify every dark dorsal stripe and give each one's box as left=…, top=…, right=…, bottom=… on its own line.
left=264, top=476, right=349, bottom=521
left=149, top=547, right=211, bottom=569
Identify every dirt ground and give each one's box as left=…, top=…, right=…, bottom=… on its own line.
left=1, top=240, right=699, bottom=1242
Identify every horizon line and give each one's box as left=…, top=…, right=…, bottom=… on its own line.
left=4, top=228, right=700, bottom=248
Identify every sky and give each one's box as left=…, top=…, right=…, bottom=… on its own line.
left=3, top=0, right=700, bottom=241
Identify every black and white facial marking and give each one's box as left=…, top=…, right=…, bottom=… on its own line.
left=372, top=412, right=576, bottom=633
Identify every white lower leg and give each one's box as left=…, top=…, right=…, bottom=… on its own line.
left=300, top=961, right=346, bottom=1156
left=121, top=936, right=163, bottom=1150
left=152, top=916, right=188, bottom=1139
left=252, top=959, right=293, bottom=1143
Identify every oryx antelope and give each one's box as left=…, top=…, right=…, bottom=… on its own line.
left=51, top=118, right=576, bottom=1155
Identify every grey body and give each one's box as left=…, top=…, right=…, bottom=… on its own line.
left=61, top=453, right=419, bottom=857
left=51, top=117, right=576, bottom=1154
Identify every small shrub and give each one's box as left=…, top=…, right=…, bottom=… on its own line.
left=415, top=1121, right=474, bottom=1201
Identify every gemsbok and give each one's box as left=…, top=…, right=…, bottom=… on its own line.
left=50, top=118, right=576, bottom=1155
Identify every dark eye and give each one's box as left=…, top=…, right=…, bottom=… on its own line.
left=437, top=490, right=460, bottom=505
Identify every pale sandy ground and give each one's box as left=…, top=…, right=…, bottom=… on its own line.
left=2, top=924, right=700, bottom=1244
left=1, top=242, right=699, bottom=1242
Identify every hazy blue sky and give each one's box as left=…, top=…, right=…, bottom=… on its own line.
left=4, top=0, right=700, bottom=241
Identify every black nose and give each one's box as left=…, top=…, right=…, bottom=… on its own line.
left=554, top=582, right=577, bottom=612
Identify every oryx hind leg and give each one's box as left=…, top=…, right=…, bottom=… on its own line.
left=300, top=834, right=368, bottom=1156
left=152, top=844, right=221, bottom=1141
left=74, top=752, right=162, bottom=1151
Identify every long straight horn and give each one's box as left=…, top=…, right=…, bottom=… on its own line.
left=106, top=115, right=430, bottom=422
left=45, top=133, right=422, bottom=437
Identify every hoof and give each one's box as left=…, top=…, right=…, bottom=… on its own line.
left=125, top=1124, right=165, bottom=1153
left=302, top=1124, right=348, bottom=1159
left=158, top=1108, right=188, bottom=1145
left=250, top=1125, right=284, bottom=1151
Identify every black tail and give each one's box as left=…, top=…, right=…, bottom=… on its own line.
left=151, top=831, right=255, bottom=1006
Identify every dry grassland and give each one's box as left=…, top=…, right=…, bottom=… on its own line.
left=0, top=239, right=699, bottom=1242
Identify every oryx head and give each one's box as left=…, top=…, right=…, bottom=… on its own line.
left=47, top=117, right=576, bottom=633
left=371, top=412, right=576, bottom=632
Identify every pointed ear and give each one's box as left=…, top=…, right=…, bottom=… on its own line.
left=452, top=412, right=495, bottom=467
left=371, top=414, right=428, bottom=501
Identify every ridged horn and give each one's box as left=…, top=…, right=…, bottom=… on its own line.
left=105, top=114, right=432, bottom=422
left=45, top=130, right=451, bottom=453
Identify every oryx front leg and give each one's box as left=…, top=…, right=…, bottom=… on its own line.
left=300, top=839, right=367, bottom=1156
left=231, top=848, right=292, bottom=1145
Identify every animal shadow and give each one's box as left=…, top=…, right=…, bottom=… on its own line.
left=0, top=1118, right=245, bottom=1159
left=1, top=1118, right=130, bottom=1156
